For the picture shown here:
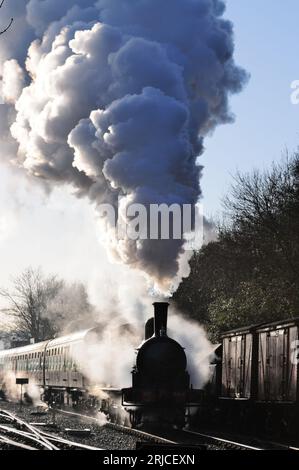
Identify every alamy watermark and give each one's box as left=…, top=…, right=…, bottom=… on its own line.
left=97, top=200, right=204, bottom=251
left=290, top=80, right=299, bottom=105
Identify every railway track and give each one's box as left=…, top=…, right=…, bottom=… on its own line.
left=0, top=409, right=59, bottom=450
left=178, top=429, right=299, bottom=451
left=180, top=430, right=263, bottom=450
left=57, top=409, right=176, bottom=445
left=57, top=409, right=299, bottom=450
left=2, top=406, right=299, bottom=451
left=56, top=410, right=264, bottom=450
left=137, top=427, right=264, bottom=450
left=0, top=408, right=103, bottom=450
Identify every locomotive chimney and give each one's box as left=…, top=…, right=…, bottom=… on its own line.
left=153, top=302, right=169, bottom=337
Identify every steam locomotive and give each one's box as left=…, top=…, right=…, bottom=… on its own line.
left=122, top=302, right=202, bottom=427
left=0, top=302, right=202, bottom=428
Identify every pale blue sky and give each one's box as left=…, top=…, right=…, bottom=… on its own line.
left=201, top=0, right=299, bottom=215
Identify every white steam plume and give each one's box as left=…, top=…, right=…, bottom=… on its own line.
left=0, top=0, right=247, bottom=291
left=71, top=306, right=213, bottom=392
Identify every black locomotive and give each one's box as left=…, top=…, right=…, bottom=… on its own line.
left=122, top=302, right=202, bottom=428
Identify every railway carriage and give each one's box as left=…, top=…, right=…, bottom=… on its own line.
left=212, top=317, right=299, bottom=435
left=0, top=327, right=106, bottom=406
left=0, top=340, right=48, bottom=390
left=220, top=325, right=256, bottom=400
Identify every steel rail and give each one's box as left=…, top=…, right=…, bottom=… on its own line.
left=0, top=433, right=38, bottom=450
left=0, top=408, right=103, bottom=450
left=57, top=409, right=176, bottom=445
left=183, top=429, right=263, bottom=450
left=0, top=408, right=59, bottom=450
left=37, top=429, right=104, bottom=450
left=0, top=424, right=56, bottom=450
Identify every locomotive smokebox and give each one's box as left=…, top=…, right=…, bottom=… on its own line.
left=153, top=302, right=169, bottom=337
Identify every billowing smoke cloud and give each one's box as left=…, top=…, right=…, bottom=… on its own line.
left=0, top=0, right=247, bottom=291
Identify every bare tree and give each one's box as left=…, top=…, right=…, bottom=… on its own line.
left=0, top=268, right=96, bottom=342
left=0, top=268, right=62, bottom=341
left=46, top=281, right=95, bottom=335
left=0, top=0, right=13, bottom=35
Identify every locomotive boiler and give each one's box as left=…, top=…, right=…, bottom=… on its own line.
left=122, top=302, right=202, bottom=428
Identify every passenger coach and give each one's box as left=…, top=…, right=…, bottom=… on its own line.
left=0, top=327, right=104, bottom=404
